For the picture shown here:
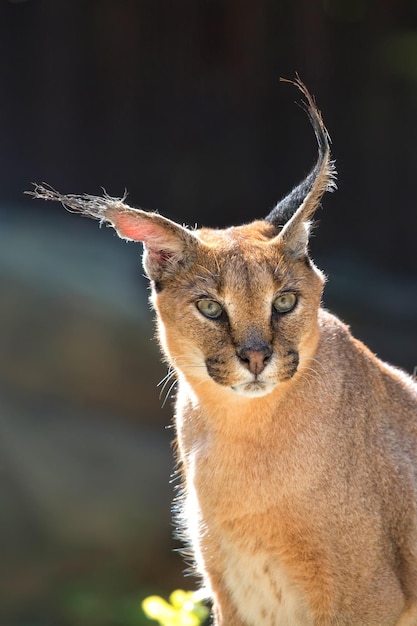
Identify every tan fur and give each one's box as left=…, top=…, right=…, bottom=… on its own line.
left=28, top=83, right=417, bottom=625
left=158, top=228, right=417, bottom=626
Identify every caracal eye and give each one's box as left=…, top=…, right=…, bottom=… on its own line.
left=273, top=292, right=297, bottom=314
left=196, top=299, right=223, bottom=319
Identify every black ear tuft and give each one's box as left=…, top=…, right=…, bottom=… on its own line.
left=265, top=76, right=336, bottom=230
left=267, top=167, right=321, bottom=228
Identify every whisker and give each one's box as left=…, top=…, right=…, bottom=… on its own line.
left=158, top=367, right=175, bottom=387
left=158, top=374, right=176, bottom=400
left=298, top=370, right=319, bottom=385
left=307, top=357, right=327, bottom=376
left=162, top=379, right=179, bottom=408
left=158, top=366, right=178, bottom=400
left=304, top=365, right=323, bottom=379
left=299, top=363, right=333, bottom=395
left=158, top=372, right=173, bottom=387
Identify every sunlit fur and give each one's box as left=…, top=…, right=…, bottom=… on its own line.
left=151, top=217, right=417, bottom=624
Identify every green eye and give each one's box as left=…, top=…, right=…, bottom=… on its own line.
left=273, top=292, right=297, bottom=314
left=196, top=299, right=223, bottom=319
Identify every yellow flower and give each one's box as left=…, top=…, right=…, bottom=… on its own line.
left=142, top=589, right=209, bottom=626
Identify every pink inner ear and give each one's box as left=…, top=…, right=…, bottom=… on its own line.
left=115, top=214, right=162, bottom=243
left=111, top=212, right=181, bottom=264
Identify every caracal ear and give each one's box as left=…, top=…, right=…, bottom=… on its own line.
left=27, top=184, right=200, bottom=281
left=266, top=76, right=336, bottom=259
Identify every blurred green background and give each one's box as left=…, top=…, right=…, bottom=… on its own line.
left=0, top=0, right=417, bottom=624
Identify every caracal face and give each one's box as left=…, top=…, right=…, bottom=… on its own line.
left=154, top=220, right=324, bottom=399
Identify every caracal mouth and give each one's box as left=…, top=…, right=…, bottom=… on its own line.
left=231, top=379, right=277, bottom=398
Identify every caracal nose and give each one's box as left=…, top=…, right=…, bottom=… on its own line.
left=237, top=345, right=272, bottom=376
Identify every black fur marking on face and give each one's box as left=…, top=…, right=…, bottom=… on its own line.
left=205, top=357, right=229, bottom=385
left=281, top=350, right=299, bottom=380
left=153, top=280, right=163, bottom=293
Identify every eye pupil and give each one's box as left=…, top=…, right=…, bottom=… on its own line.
left=197, top=299, right=223, bottom=319
left=273, top=292, right=297, bottom=314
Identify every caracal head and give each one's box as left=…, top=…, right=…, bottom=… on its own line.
left=28, top=77, right=335, bottom=400
left=153, top=220, right=325, bottom=399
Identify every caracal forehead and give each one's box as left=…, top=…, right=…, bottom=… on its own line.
left=197, top=220, right=278, bottom=246
left=195, top=220, right=299, bottom=293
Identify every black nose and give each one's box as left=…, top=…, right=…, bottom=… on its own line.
left=237, top=343, right=272, bottom=376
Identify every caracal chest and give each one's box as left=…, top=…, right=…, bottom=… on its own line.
left=221, top=547, right=313, bottom=626
left=188, top=437, right=315, bottom=626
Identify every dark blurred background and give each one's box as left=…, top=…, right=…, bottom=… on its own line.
left=0, top=0, right=416, bottom=624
